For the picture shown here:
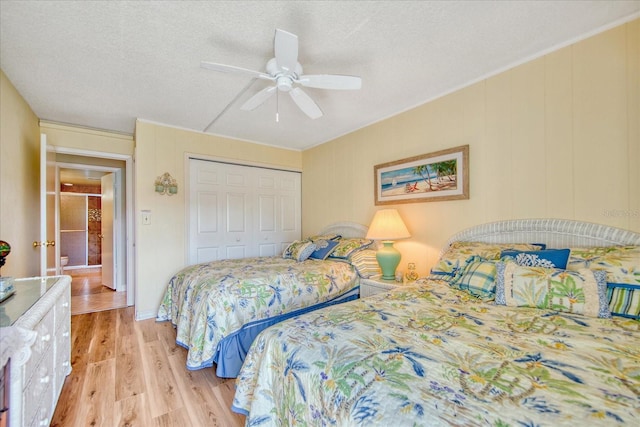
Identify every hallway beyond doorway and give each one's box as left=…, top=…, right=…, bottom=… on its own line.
left=69, top=267, right=127, bottom=315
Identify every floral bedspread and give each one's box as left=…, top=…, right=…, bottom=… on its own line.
left=157, top=256, right=358, bottom=370
left=233, top=281, right=640, bottom=426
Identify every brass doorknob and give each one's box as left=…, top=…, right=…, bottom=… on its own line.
left=33, top=240, right=56, bottom=248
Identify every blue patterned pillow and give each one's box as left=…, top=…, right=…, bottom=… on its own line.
left=282, top=240, right=317, bottom=262
left=501, top=248, right=570, bottom=269
left=309, top=239, right=340, bottom=260
left=428, top=241, right=546, bottom=283
left=451, top=259, right=497, bottom=300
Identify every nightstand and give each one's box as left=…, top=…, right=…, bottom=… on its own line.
left=360, top=276, right=403, bottom=298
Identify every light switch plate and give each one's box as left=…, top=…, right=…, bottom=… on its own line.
left=142, top=210, right=151, bottom=225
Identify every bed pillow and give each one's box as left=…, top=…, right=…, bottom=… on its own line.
left=307, top=233, right=342, bottom=242
left=308, top=239, right=340, bottom=260
left=501, top=248, right=570, bottom=269
left=428, top=241, right=545, bottom=283
left=451, top=258, right=497, bottom=300
left=282, top=240, right=317, bottom=262
left=606, top=284, right=640, bottom=319
left=566, top=245, right=640, bottom=318
left=495, top=261, right=611, bottom=318
left=348, top=249, right=381, bottom=278
left=328, top=238, right=374, bottom=259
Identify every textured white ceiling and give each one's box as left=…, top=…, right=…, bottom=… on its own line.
left=1, top=1, right=638, bottom=151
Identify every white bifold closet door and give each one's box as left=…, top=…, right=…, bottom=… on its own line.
left=188, top=158, right=301, bottom=265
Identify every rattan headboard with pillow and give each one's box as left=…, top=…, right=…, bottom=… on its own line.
left=318, top=222, right=368, bottom=239
left=445, top=218, right=640, bottom=252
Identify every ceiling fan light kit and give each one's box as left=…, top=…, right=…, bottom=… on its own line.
left=201, top=29, right=362, bottom=120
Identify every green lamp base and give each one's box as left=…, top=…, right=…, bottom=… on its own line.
left=376, top=241, right=401, bottom=280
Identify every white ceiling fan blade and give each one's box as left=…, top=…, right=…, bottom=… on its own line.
left=289, top=87, right=323, bottom=119
left=240, top=86, right=277, bottom=111
left=274, top=29, right=298, bottom=73
left=297, top=74, right=362, bottom=90
left=200, top=61, right=273, bottom=81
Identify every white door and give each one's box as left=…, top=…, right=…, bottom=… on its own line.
left=39, top=134, right=58, bottom=276
left=254, top=170, right=301, bottom=256
left=189, top=160, right=251, bottom=264
left=101, top=173, right=116, bottom=289
left=188, top=159, right=300, bottom=265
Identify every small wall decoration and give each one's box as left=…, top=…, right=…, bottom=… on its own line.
left=374, top=145, right=469, bottom=205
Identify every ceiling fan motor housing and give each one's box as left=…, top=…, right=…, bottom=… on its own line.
left=266, top=58, right=302, bottom=92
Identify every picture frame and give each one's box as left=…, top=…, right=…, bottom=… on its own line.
left=374, top=145, right=469, bottom=205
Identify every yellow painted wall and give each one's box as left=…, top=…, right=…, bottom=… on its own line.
left=0, top=70, right=41, bottom=277
left=302, top=19, right=640, bottom=277
left=134, top=120, right=303, bottom=318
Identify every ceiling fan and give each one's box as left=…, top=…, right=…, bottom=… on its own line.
left=201, top=29, right=362, bottom=120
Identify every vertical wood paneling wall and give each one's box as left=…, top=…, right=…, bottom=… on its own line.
left=302, top=19, right=640, bottom=276
left=133, top=121, right=302, bottom=319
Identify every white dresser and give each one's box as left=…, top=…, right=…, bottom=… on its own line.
left=1, top=276, right=71, bottom=427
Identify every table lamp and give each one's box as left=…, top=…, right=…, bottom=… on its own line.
left=365, top=209, right=410, bottom=280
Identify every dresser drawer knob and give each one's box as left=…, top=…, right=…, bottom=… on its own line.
left=41, top=333, right=51, bottom=342
left=62, top=302, right=69, bottom=308
left=40, top=375, right=50, bottom=384
left=63, top=331, right=70, bottom=337
left=39, top=418, right=50, bottom=426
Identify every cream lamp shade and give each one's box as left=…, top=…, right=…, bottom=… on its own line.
left=365, top=209, right=410, bottom=280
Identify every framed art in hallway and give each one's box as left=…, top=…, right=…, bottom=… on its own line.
left=374, top=144, right=469, bottom=205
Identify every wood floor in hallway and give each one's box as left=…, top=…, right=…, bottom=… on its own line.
left=69, top=267, right=127, bottom=315
left=50, top=306, right=245, bottom=427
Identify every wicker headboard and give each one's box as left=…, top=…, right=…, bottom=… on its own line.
left=319, top=221, right=368, bottom=239
left=445, top=218, right=640, bottom=251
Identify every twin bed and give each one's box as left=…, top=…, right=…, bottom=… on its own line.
left=156, top=222, right=373, bottom=378
left=230, top=219, right=640, bottom=426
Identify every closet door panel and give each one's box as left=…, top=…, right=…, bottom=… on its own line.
left=198, top=192, right=219, bottom=233
left=225, top=245, right=246, bottom=259
left=189, top=158, right=300, bottom=264
left=190, top=161, right=224, bottom=263
left=257, top=195, right=276, bottom=232
left=226, top=193, right=247, bottom=233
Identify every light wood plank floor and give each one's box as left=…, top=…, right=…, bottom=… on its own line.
left=51, top=306, right=245, bottom=427
left=69, top=268, right=127, bottom=315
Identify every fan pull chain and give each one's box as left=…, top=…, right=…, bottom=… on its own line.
left=276, top=90, right=280, bottom=122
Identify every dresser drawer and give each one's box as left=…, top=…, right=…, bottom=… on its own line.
left=27, top=383, right=54, bottom=427
left=54, top=290, right=70, bottom=332
left=55, top=322, right=72, bottom=396
left=22, top=307, right=54, bottom=387
left=23, top=353, right=54, bottom=427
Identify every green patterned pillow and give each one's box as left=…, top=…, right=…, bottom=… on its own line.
left=495, top=261, right=611, bottom=318
left=429, top=241, right=545, bottom=282
left=348, top=249, right=381, bottom=278
left=328, top=238, right=374, bottom=259
left=282, top=240, right=317, bottom=262
left=607, top=284, right=640, bottom=319
left=567, top=246, right=640, bottom=318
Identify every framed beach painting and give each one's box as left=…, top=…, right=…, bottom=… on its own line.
left=374, top=145, right=469, bottom=205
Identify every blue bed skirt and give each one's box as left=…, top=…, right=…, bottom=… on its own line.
left=179, top=285, right=360, bottom=378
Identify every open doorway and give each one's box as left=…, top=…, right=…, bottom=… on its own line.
left=57, top=158, right=128, bottom=314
